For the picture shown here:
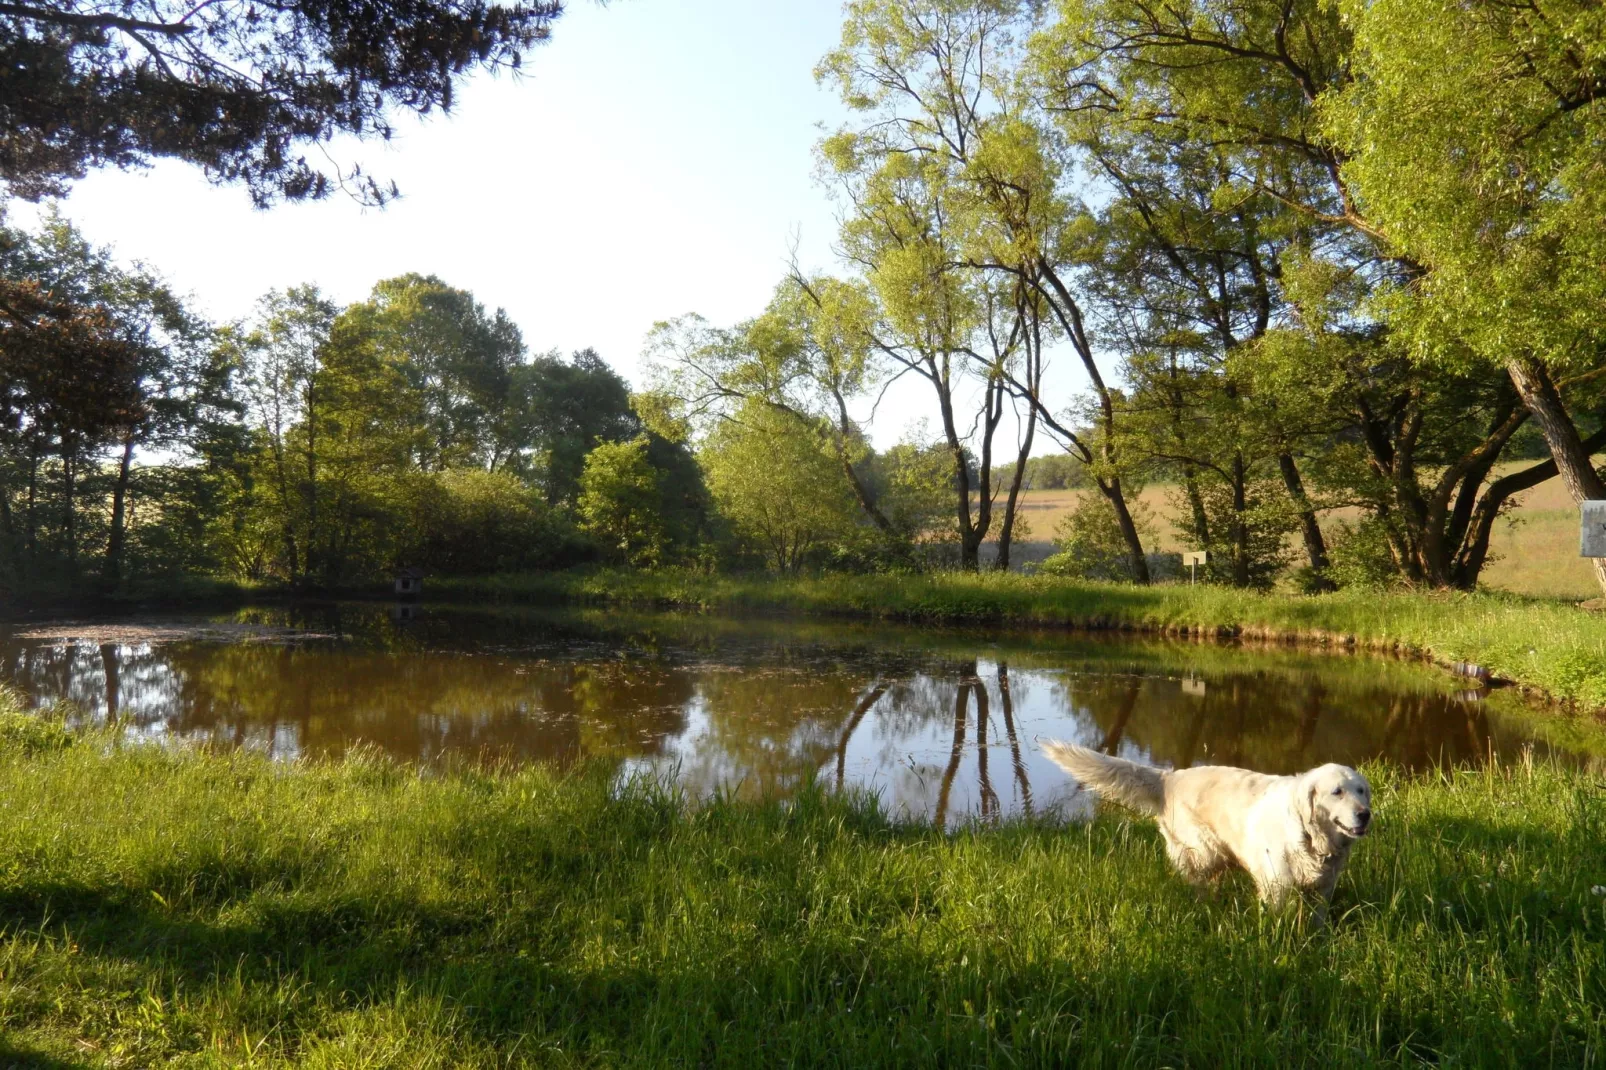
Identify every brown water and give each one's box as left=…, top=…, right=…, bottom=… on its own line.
left=0, top=603, right=1589, bottom=825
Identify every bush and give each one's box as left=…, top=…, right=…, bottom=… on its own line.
left=398, top=469, right=581, bottom=574
left=1328, top=516, right=1406, bottom=590
left=1038, top=492, right=1158, bottom=582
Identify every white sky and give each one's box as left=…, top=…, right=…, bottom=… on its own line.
left=14, top=0, right=1082, bottom=455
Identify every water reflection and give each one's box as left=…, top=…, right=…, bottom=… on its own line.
left=0, top=604, right=1585, bottom=826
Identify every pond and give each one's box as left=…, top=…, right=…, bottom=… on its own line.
left=0, top=603, right=1595, bottom=826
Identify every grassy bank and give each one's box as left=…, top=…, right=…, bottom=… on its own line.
left=0, top=706, right=1600, bottom=1067
left=432, top=569, right=1606, bottom=711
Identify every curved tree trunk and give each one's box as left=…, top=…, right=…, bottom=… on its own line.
left=1455, top=424, right=1606, bottom=589
left=1278, top=452, right=1334, bottom=590
left=994, top=404, right=1037, bottom=572
left=1506, top=358, right=1606, bottom=596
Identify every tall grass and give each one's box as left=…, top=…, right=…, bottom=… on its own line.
left=430, top=569, right=1606, bottom=711
left=0, top=697, right=1601, bottom=1067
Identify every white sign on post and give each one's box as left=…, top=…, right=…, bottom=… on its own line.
left=1184, top=550, right=1208, bottom=585
left=1583, top=501, right=1606, bottom=558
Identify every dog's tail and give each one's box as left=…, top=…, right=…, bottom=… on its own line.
left=1041, top=741, right=1166, bottom=815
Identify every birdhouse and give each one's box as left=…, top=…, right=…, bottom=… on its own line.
left=393, top=567, right=424, bottom=599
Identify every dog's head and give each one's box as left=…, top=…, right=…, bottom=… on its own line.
left=1302, top=764, right=1373, bottom=841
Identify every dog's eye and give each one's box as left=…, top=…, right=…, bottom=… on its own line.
left=1331, top=787, right=1343, bottom=796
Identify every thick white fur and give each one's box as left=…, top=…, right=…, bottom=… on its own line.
left=1042, top=742, right=1373, bottom=910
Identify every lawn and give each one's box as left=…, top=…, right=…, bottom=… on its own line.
left=0, top=704, right=1600, bottom=1068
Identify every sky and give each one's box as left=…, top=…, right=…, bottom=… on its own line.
left=13, top=0, right=1074, bottom=454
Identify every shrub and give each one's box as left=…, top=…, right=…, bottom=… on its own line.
left=398, top=469, right=580, bottom=574
left=1039, top=493, right=1158, bottom=582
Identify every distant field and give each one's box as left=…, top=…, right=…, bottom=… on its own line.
left=995, top=464, right=1600, bottom=599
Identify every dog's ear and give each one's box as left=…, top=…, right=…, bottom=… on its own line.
left=1296, top=772, right=1319, bottom=827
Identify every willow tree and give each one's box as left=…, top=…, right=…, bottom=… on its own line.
left=1327, top=0, right=1606, bottom=594
left=819, top=0, right=1143, bottom=574
left=1028, top=0, right=1583, bottom=591
left=644, top=275, right=904, bottom=544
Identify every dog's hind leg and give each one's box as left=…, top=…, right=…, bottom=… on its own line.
left=1161, top=826, right=1229, bottom=888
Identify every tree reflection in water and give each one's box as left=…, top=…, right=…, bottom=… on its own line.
left=0, top=605, right=1591, bottom=824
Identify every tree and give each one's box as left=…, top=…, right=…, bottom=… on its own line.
left=0, top=213, right=228, bottom=586
left=341, top=273, right=525, bottom=472
left=1028, top=0, right=1589, bottom=593
left=504, top=348, right=637, bottom=505
left=646, top=276, right=904, bottom=547
left=0, top=0, right=562, bottom=205
left=577, top=437, right=673, bottom=568
left=701, top=400, right=862, bottom=573
left=1326, top=0, right=1606, bottom=595
left=235, top=285, right=337, bottom=586
left=820, top=0, right=1154, bottom=578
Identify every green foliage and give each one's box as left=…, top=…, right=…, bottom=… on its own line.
left=870, top=436, right=955, bottom=546
left=701, top=401, right=863, bottom=573
left=1327, top=517, right=1410, bottom=591
left=398, top=468, right=577, bottom=575
left=577, top=437, right=678, bottom=568
left=506, top=348, right=638, bottom=505
left=0, top=0, right=562, bottom=206
left=0, top=212, right=238, bottom=591
left=341, top=273, right=525, bottom=472
left=1327, top=0, right=1606, bottom=377
left=1040, top=492, right=1159, bottom=583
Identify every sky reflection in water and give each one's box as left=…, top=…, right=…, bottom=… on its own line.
left=0, top=604, right=1569, bottom=826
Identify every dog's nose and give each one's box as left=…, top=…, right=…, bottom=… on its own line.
left=1356, top=808, right=1371, bottom=825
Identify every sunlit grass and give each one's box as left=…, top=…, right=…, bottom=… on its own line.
left=0, top=693, right=1601, bottom=1067
left=433, top=569, right=1606, bottom=711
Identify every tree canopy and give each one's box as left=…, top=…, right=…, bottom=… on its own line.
left=0, top=0, right=563, bottom=204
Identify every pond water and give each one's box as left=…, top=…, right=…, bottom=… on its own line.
left=0, top=603, right=1592, bottom=826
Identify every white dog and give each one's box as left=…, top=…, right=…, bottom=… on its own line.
left=1042, top=742, right=1373, bottom=911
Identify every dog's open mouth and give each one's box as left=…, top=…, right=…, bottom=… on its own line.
left=1337, top=820, right=1370, bottom=838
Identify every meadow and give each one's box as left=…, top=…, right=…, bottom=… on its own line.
left=1001, top=473, right=1600, bottom=600
left=0, top=700, right=1598, bottom=1068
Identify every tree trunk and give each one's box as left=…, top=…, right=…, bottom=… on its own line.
left=994, top=404, right=1037, bottom=572
left=997, top=663, right=1032, bottom=816
left=100, top=642, right=120, bottom=724
left=934, top=670, right=971, bottom=830
left=1182, top=464, right=1210, bottom=546
left=103, top=435, right=135, bottom=589
left=1506, top=358, right=1606, bottom=596
left=1455, top=424, right=1606, bottom=589
left=24, top=439, right=38, bottom=565
left=1101, top=475, right=1151, bottom=583
left=1230, top=454, right=1250, bottom=588
left=831, top=391, right=898, bottom=538
left=304, top=392, right=318, bottom=589
left=61, top=444, right=76, bottom=580
left=0, top=461, right=15, bottom=575
left=1277, top=452, right=1334, bottom=590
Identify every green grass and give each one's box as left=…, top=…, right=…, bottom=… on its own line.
left=431, top=569, right=1606, bottom=712
left=0, top=695, right=1602, bottom=1068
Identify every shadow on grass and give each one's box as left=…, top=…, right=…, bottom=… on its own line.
left=0, top=1039, right=93, bottom=1069
left=0, top=800, right=1599, bottom=1065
